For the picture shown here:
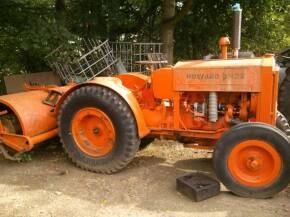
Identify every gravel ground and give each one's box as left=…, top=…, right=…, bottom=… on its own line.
left=0, top=139, right=289, bottom=217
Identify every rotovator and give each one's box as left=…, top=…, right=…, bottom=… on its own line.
left=0, top=4, right=290, bottom=199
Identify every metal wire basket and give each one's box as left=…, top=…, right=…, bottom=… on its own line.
left=110, top=42, right=167, bottom=74
left=46, top=39, right=118, bottom=84
left=46, top=39, right=166, bottom=84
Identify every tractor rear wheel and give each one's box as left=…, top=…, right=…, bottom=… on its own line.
left=58, top=85, right=140, bottom=174
left=213, top=123, right=290, bottom=198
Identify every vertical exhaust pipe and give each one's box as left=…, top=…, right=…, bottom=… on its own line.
left=232, top=3, right=242, bottom=58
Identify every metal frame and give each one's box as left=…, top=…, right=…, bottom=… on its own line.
left=110, top=42, right=166, bottom=74
left=46, top=40, right=118, bottom=84
left=46, top=39, right=166, bottom=83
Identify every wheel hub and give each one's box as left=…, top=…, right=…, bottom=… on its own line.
left=71, top=107, right=116, bottom=157
left=246, top=157, right=261, bottom=171
left=227, top=140, right=282, bottom=187
left=93, top=127, right=100, bottom=135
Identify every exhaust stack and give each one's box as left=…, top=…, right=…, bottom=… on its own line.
left=232, top=3, right=242, bottom=58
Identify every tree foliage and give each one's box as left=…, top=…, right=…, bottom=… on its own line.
left=175, top=0, right=290, bottom=60
left=0, top=0, right=289, bottom=76
left=0, top=0, right=73, bottom=74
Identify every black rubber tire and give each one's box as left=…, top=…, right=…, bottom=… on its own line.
left=278, top=68, right=290, bottom=121
left=58, top=85, right=140, bottom=174
left=276, top=111, right=290, bottom=138
left=139, top=137, right=155, bottom=150
left=213, top=122, right=290, bottom=198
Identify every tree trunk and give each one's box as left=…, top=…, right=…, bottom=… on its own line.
left=161, top=0, right=176, bottom=64
left=55, top=0, right=66, bottom=27
left=160, top=0, right=193, bottom=64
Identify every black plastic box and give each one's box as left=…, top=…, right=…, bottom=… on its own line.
left=176, top=173, right=220, bottom=202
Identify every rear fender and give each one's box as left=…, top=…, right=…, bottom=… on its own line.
left=55, top=77, right=150, bottom=138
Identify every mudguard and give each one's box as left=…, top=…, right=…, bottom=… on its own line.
left=55, top=77, right=150, bottom=138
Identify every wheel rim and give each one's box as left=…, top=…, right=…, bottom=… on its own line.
left=71, top=107, right=115, bottom=157
left=227, top=140, right=282, bottom=187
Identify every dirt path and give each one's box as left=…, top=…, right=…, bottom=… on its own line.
left=0, top=139, right=289, bottom=217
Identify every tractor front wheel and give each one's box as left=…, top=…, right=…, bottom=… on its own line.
left=213, top=123, right=290, bottom=198
left=58, top=85, right=140, bottom=174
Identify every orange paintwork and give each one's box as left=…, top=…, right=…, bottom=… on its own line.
left=0, top=35, right=282, bottom=194
left=227, top=140, right=282, bottom=187
left=0, top=133, right=31, bottom=151
left=151, top=67, right=174, bottom=99
left=0, top=128, right=58, bottom=152
left=255, top=58, right=279, bottom=125
left=173, top=59, right=262, bottom=92
left=0, top=52, right=279, bottom=160
left=116, top=73, right=156, bottom=109
left=116, top=73, right=148, bottom=91
left=71, top=107, right=115, bottom=157
left=0, top=90, right=59, bottom=151
left=115, top=56, right=278, bottom=143
left=0, top=84, right=73, bottom=151
left=219, top=37, right=230, bottom=59
left=0, top=76, right=150, bottom=152
left=0, top=90, right=56, bottom=137
left=54, top=77, right=150, bottom=138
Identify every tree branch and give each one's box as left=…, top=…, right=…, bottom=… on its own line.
left=163, top=0, right=193, bottom=26
left=111, top=0, right=161, bottom=35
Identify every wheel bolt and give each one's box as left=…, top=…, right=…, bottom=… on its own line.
left=93, top=128, right=100, bottom=135
left=247, top=158, right=260, bottom=170
left=250, top=160, right=258, bottom=168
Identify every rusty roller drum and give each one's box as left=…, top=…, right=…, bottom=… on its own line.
left=0, top=90, right=58, bottom=153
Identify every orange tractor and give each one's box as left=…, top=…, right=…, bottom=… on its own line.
left=0, top=5, right=290, bottom=199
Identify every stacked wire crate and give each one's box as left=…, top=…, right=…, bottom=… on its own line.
left=46, top=39, right=166, bottom=84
